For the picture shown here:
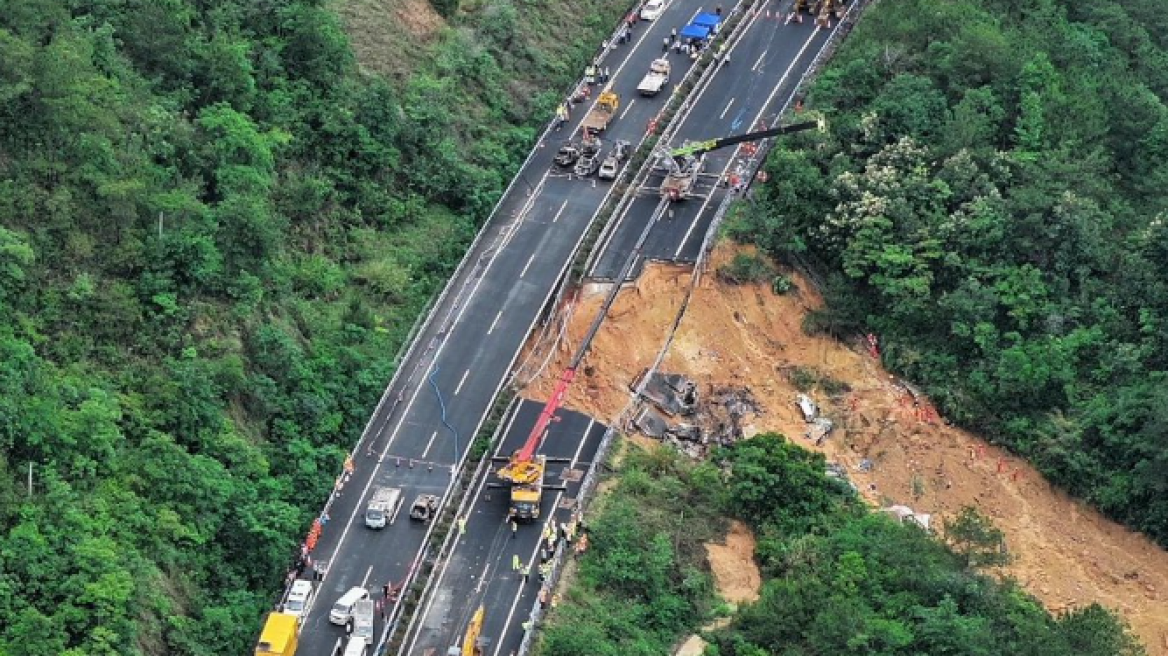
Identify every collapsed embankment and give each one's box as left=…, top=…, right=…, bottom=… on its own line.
left=520, top=243, right=1168, bottom=654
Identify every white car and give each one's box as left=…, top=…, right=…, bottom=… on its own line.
left=282, top=580, right=315, bottom=619
left=640, top=0, right=666, bottom=21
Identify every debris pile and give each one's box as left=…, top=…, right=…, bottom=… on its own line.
left=880, top=504, right=933, bottom=532
left=794, top=392, right=834, bottom=445
left=631, top=372, right=765, bottom=456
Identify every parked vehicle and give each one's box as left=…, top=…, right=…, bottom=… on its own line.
left=554, top=142, right=581, bottom=168
left=351, top=599, right=375, bottom=645
left=640, top=0, right=666, bottom=20
left=409, top=494, right=440, bottom=522
left=580, top=90, right=620, bottom=134
left=598, top=140, right=631, bottom=181
left=329, top=587, right=370, bottom=626
left=365, top=486, right=403, bottom=529
left=255, top=613, right=298, bottom=656
left=637, top=58, right=671, bottom=96
left=282, top=580, right=315, bottom=619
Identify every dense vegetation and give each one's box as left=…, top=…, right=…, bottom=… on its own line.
left=0, top=0, right=626, bottom=653
left=730, top=0, right=1168, bottom=545
left=539, top=435, right=1143, bottom=656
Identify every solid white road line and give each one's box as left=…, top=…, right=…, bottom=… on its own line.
left=673, top=26, right=822, bottom=260
left=361, top=565, right=373, bottom=588
left=403, top=408, right=524, bottom=655
left=720, top=97, right=736, bottom=120
left=491, top=419, right=595, bottom=656
left=317, top=0, right=730, bottom=624
left=520, top=253, right=538, bottom=279
left=454, top=369, right=471, bottom=396
left=487, top=310, right=504, bottom=335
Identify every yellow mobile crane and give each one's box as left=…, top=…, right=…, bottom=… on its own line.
left=448, top=606, right=488, bottom=656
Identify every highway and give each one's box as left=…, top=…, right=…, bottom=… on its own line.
left=389, top=4, right=850, bottom=656
left=400, top=400, right=606, bottom=656
left=292, top=0, right=722, bottom=653
left=589, top=8, right=834, bottom=280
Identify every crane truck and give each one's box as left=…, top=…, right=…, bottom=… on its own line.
left=447, top=606, right=489, bottom=656
left=656, top=117, right=824, bottom=200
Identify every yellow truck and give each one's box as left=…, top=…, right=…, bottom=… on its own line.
left=581, top=90, right=620, bottom=135
left=256, top=612, right=299, bottom=656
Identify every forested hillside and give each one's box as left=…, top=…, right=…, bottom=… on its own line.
left=732, top=0, right=1168, bottom=545
left=0, top=0, right=625, bottom=653
left=539, top=437, right=1143, bottom=656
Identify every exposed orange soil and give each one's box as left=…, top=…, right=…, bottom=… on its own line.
left=705, top=520, right=762, bottom=605
left=521, top=244, right=1168, bottom=654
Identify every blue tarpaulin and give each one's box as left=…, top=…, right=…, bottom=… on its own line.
left=679, top=23, right=711, bottom=40
left=692, top=12, right=722, bottom=28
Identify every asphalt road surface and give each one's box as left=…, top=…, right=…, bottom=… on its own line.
left=293, top=0, right=719, bottom=652
left=589, top=8, right=836, bottom=280
left=399, top=400, right=606, bottom=656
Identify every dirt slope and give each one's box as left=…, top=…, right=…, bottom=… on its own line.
left=521, top=244, right=1168, bottom=654
left=706, top=520, right=762, bottom=605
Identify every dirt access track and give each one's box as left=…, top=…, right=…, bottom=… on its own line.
left=519, top=244, right=1168, bottom=654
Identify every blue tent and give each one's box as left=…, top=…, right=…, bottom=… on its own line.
left=692, top=12, right=722, bottom=29
left=679, top=23, right=711, bottom=40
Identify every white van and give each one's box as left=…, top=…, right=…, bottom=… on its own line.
left=365, top=486, right=403, bottom=529
left=351, top=599, right=375, bottom=645
left=282, top=579, right=315, bottom=619
left=329, top=587, right=369, bottom=625
left=342, top=638, right=368, bottom=656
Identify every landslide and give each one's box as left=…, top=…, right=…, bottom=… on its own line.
left=520, top=244, right=1168, bottom=654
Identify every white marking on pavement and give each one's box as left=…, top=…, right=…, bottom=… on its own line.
left=720, top=97, right=736, bottom=120
left=618, top=98, right=637, bottom=120
left=674, top=27, right=823, bottom=260
left=492, top=418, right=596, bottom=656
left=403, top=408, right=524, bottom=655
left=422, top=430, right=439, bottom=458
left=752, top=48, right=768, bottom=72
left=551, top=199, right=568, bottom=223
left=316, top=0, right=744, bottom=632
left=454, top=369, right=471, bottom=396
left=473, top=558, right=493, bottom=594
left=361, top=565, right=373, bottom=588
left=487, top=310, right=504, bottom=335
left=520, top=252, right=537, bottom=279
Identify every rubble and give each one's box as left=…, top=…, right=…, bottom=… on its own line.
left=637, top=370, right=699, bottom=416
left=796, top=393, right=818, bottom=421
left=881, top=504, right=933, bottom=532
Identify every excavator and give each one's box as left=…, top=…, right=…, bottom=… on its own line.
left=786, top=0, right=846, bottom=27
left=654, top=116, right=824, bottom=201
left=447, top=606, right=488, bottom=656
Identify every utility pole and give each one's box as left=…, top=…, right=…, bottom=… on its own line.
left=27, top=462, right=33, bottom=496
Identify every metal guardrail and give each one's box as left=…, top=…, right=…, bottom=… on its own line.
left=511, top=3, right=875, bottom=654
left=379, top=397, right=522, bottom=655
left=697, top=0, right=868, bottom=276
left=272, top=0, right=666, bottom=629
